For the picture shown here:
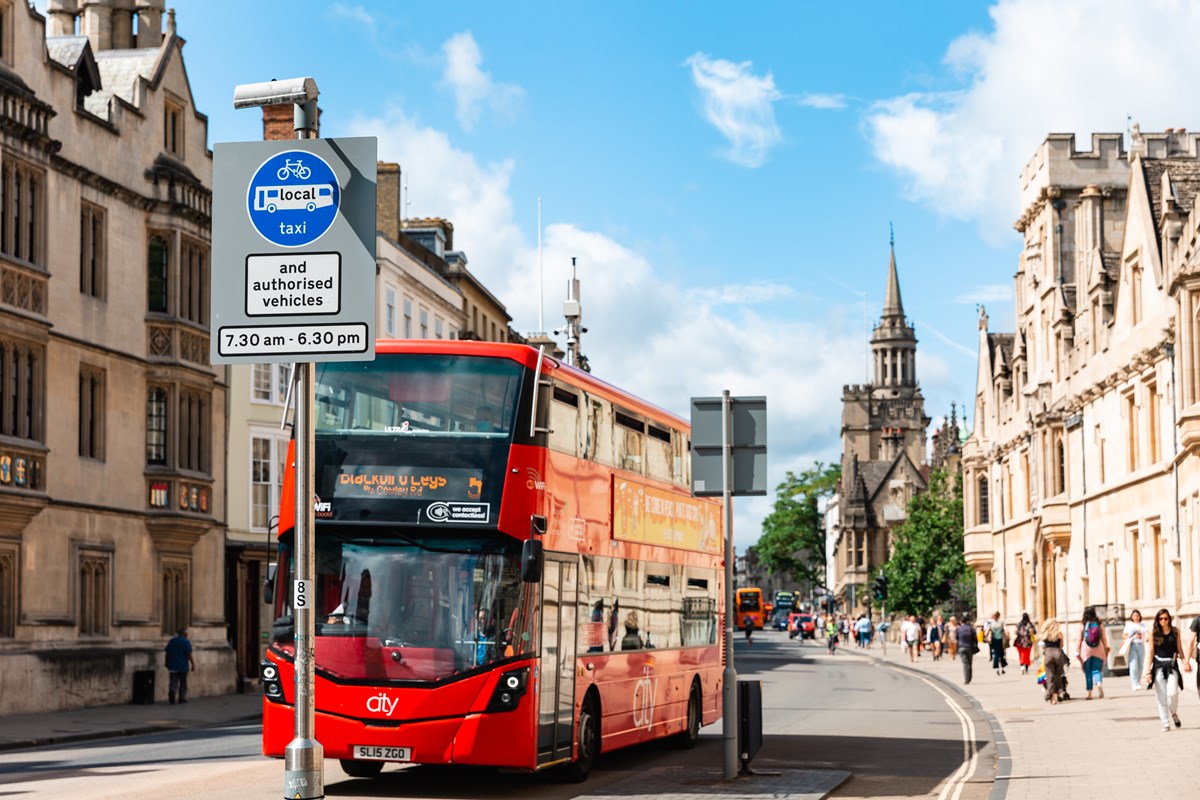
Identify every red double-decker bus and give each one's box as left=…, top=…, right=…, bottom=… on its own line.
left=261, top=340, right=724, bottom=780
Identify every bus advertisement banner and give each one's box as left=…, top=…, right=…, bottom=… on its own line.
left=613, top=476, right=722, bottom=554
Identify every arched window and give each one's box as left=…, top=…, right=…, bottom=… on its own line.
left=148, top=235, right=168, bottom=313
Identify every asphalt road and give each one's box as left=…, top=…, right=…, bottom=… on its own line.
left=0, top=631, right=993, bottom=799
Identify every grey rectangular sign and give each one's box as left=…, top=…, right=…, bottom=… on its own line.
left=210, top=137, right=377, bottom=364
left=690, top=396, right=767, bottom=497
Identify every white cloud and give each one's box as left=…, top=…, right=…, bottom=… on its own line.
left=866, top=0, right=1200, bottom=242
left=954, top=284, right=1012, bottom=305
left=329, top=3, right=375, bottom=27
left=798, top=92, right=847, bottom=110
left=350, top=106, right=862, bottom=550
left=686, top=52, right=783, bottom=168
left=440, top=31, right=525, bottom=132
left=687, top=283, right=797, bottom=305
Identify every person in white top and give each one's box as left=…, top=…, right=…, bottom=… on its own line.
left=902, top=615, right=920, bottom=662
left=1123, top=609, right=1147, bottom=691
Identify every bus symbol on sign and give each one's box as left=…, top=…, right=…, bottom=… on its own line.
left=246, top=150, right=341, bottom=248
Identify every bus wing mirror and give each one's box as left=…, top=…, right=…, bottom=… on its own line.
left=521, top=538, right=543, bottom=583
left=263, top=563, right=277, bottom=605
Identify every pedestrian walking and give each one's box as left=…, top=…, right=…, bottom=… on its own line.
left=902, top=615, right=920, bottom=662
left=1144, top=608, right=1191, bottom=732
left=985, top=611, right=1008, bottom=674
left=1014, top=612, right=1035, bottom=674
left=1039, top=618, right=1068, bottom=704
left=956, top=616, right=978, bottom=684
left=164, top=626, right=195, bottom=705
left=945, top=616, right=959, bottom=659
left=927, top=612, right=943, bottom=661
left=1076, top=606, right=1109, bottom=699
left=1122, top=609, right=1147, bottom=691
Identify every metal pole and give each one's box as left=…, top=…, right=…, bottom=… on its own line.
left=284, top=102, right=323, bottom=800
left=721, top=389, right=737, bottom=780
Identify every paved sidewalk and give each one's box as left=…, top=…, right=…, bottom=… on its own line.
left=0, top=691, right=263, bottom=751
left=843, top=641, right=1200, bottom=799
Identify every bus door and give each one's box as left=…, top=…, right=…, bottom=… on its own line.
left=537, top=555, right=578, bottom=767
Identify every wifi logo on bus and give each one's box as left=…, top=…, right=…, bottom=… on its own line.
left=525, top=468, right=545, bottom=491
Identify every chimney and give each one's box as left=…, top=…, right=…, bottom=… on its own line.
left=111, top=0, right=134, bottom=48
left=262, top=104, right=293, bottom=142
left=47, top=0, right=79, bottom=37
left=135, top=0, right=163, bottom=48
left=82, top=0, right=113, bottom=51
left=377, top=162, right=401, bottom=241
left=262, top=103, right=321, bottom=142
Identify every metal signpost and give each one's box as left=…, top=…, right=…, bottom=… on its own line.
left=213, top=77, right=377, bottom=800
left=690, top=393, right=767, bottom=779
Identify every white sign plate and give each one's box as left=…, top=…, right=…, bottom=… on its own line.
left=245, top=252, right=340, bottom=316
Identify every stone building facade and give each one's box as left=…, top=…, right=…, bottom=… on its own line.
left=964, top=128, right=1200, bottom=642
left=0, top=1, right=233, bottom=713
left=829, top=245, right=930, bottom=615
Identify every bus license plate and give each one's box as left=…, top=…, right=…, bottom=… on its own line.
left=352, top=745, right=412, bottom=761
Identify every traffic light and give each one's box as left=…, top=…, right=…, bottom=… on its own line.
left=873, top=574, right=888, bottom=601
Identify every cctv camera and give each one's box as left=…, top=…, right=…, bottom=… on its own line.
left=233, top=77, right=319, bottom=109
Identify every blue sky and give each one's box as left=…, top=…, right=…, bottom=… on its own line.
left=61, top=0, right=1198, bottom=552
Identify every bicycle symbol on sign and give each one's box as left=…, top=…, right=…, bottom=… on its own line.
left=276, top=159, right=312, bottom=181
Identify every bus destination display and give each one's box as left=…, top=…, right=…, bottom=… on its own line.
left=332, top=466, right=483, bottom=501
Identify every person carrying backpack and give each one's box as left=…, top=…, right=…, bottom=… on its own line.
left=1014, top=612, right=1035, bottom=674
left=1077, top=606, right=1109, bottom=699
left=986, top=611, right=1009, bottom=674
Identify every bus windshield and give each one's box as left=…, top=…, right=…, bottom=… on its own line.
left=271, top=532, right=537, bottom=683
left=314, top=354, right=524, bottom=436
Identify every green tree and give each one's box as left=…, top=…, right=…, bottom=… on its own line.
left=883, top=468, right=972, bottom=616
left=757, top=462, right=840, bottom=587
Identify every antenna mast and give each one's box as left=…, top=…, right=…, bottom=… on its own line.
left=562, top=257, right=589, bottom=372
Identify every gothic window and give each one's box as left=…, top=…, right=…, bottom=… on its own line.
left=80, top=202, right=106, bottom=299
left=78, top=550, right=111, bottom=637
left=0, top=158, right=45, bottom=266
left=178, top=389, right=210, bottom=473
left=146, top=386, right=168, bottom=464
left=0, top=337, right=43, bottom=445
left=164, top=97, right=184, bottom=158
left=148, top=235, right=169, bottom=313
left=179, top=238, right=208, bottom=325
left=0, top=544, right=15, bottom=638
left=977, top=475, right=989, bottom=525
left=1052, top=431, right=1066, bottom=496
left=1125, top=391, right=1138, bottom=473
left=161, top=561, right=190, bottom=635
left=78, top=366, right=105, bottom=460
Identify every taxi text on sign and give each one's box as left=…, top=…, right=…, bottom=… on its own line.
left=210, top=137, right=377, bottom=365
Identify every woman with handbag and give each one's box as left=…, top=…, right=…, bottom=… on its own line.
left=1122, top=609, right=1147, bottom=691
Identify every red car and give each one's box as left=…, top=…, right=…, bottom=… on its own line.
left=789, top=612, right=816, bottom=639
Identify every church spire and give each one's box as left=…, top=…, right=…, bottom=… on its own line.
left=882, top=226, right=905, bottom=322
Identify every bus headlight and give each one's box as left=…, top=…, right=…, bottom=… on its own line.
left=261, top=660, right=285, bottom=703
left=486, top=667, right=529, bottom=712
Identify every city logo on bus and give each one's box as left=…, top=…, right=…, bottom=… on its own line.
left=632, top=665, right=656, bottom=730
left=366, top=693, right=398, bottom=716
left=246, top=150, right=341, bottom=248
left=425, top=502, right=490, bottom=524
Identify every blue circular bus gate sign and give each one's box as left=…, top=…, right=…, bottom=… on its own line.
left=247, top=150, right=341, bottom=248
left=211, top=137, right=378, bottom=365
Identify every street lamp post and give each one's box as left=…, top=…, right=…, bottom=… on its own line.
left=233, top=76, right=324, bottom=800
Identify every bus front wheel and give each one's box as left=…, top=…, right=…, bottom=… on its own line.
left=562, top=696, right=598, bottom=783
left=340, top=759, right=384, bottom=778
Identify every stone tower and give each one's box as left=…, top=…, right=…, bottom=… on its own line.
left=833, top=240, right=932, bottom=615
